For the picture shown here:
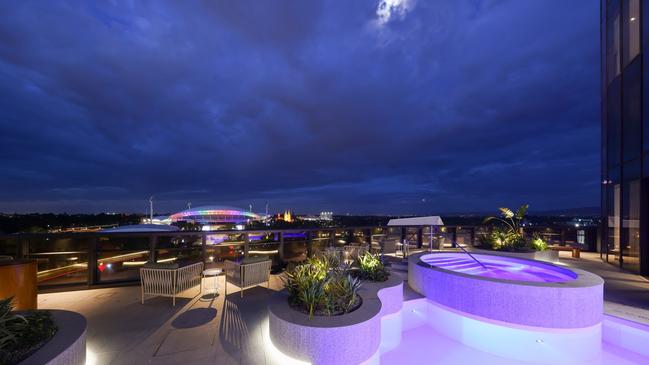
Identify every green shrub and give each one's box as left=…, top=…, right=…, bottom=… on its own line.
left=281, top=254, right=363, bottom=319
left=0, top=297, right=57, bottom=365
left=531, top=234, right=548, bottom=251
left=353, top=251, right=389, bottom=282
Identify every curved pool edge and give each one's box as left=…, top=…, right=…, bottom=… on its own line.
left=408, top=251, right=604, bottom=328
left=268, top=275, right=403, bottom=365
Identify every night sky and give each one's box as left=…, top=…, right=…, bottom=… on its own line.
left=0, top=1, right=600, bottom=215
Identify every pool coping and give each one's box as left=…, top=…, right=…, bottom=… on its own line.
left=413, top=251, right=603, bottom=288
left=408, top=251, right=605, bottom=328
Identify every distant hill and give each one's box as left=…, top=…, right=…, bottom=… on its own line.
left=438, top=206, right=600, bottom=218
left=529, top=206, right=600, bottom=217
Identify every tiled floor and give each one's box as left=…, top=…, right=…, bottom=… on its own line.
left=37, top=252, right=649, bottom=364
left=558, top=251, right=649, bottom=325
left=39, top=275, right=286, bottom=365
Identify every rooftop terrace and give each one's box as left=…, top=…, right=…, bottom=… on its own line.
left=36, top=251, right=649, bottom=365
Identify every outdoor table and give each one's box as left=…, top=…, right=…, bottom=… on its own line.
left=202, top=268, right=222, bottom=296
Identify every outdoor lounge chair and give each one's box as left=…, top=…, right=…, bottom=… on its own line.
left=224, top=257, right=272, bottom=298
left=140, top=261, right=203, bottom=306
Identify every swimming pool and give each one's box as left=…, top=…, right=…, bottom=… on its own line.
left=409, top=252, right=604, bottom=329
left=419, top=252, right=577, bottom=283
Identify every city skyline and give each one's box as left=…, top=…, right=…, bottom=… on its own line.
left=0, top=1, right=600, bottom=214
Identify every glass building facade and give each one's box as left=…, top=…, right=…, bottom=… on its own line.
left=601, top=0, right=649, bottom=275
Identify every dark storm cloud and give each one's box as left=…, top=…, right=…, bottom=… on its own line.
left=0, top=0, right=600, bottom=214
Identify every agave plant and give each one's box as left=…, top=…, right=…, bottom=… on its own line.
left=299, top=279, right=326, bottom=319
left=0, top=297, right=28, bottom=351
left=327, top=273, right=363, bottom=313
left=281, top=252, right=364, bottom=319
left=353, top=251, right=389, bottom=282
left=321, top=249, right=347, bottom=273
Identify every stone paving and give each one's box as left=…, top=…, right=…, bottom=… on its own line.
left=39, top=275, right=287, bottom=365
left=36, top=252, right=649, bottom=364
left=560, top=251, right=649, bottom=325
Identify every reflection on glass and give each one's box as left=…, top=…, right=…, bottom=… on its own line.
left=205, top=244, right=244, bottom=268
left=27, top=236, right=90, bottom=286
left=607, top=77, right=622, bottom=167
left=98, top=250, right=150, bottom=282
left=622, top=58, right=642, bottom=161
left=283, top=232, right=308, bottom=262
left=29, top=252, right=89, bottom=285
left=622, top=0, right=640, bottom=67
left=607, top=184, right=621, bottom=263
left=607, top=0, right=621, bottom=83
left=0, top=238, right=17, bottom=257
left=622, top=179, right=641, bottom=273
left=156, top=247, right=202, bottom=266
left=97, top=236, right=149, bottom=282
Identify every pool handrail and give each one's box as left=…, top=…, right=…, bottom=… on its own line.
left=454, top=241, right=487, bottom=269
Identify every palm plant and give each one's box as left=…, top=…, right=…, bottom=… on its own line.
left=483, top=204, right=528, bottom=234
left=482, top=204, right=548, bottom=251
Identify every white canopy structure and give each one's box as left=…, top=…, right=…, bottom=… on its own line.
left=387, top=216, right=444, bottom=227
left=387, top=216, right=445, bottom=252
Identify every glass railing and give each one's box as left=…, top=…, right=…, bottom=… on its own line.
left=0, top=224, right=597, bottom=291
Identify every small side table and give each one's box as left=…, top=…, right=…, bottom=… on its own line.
left=202, top=268, right=222, bottom=296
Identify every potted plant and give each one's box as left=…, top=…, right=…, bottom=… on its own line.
left=0, top=297, right=57, bottom=365
left=481, top=204, right=548, bottom=252
left=475, top=205, right=557, bottom=261
left=281, top=254, right=363, bottom=319
left=269, top=250, right=403, bottom=364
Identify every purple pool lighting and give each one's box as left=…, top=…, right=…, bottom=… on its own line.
left=409, top=252, right=604, bottom=328
left=420, top=252, right=577, bottom=283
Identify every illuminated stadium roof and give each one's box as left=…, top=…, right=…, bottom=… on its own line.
left=168, top=205, right=260, bottom=224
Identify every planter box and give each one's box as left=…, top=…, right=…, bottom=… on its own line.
left=20, top=310, right=86, bottom=365
left=268, top=275, right=403, bottom=365
left=469, top=247, right=559, bottom=262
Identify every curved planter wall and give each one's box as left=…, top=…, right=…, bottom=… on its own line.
left=20, top=310, right=87, bottom=365
left=268, top=275, right=403, bottom=365
left=408, top=252, right=603, bottom=329
left=469, top=247, right=559, bottom=262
